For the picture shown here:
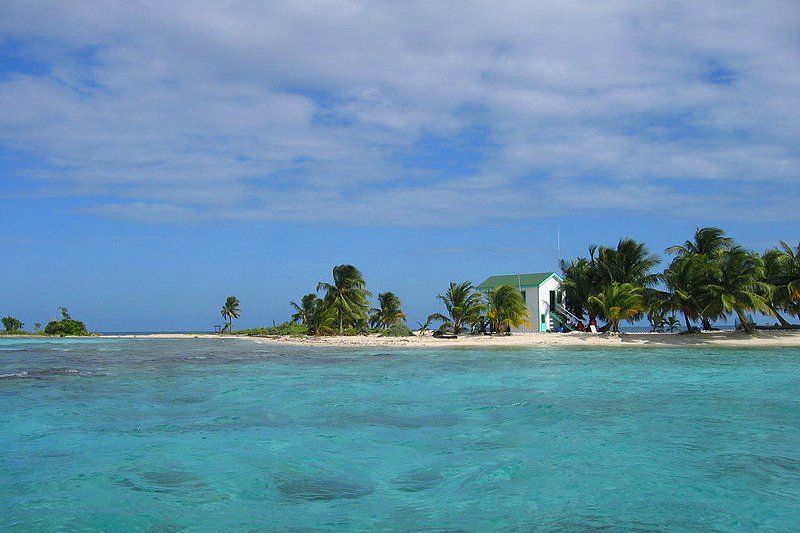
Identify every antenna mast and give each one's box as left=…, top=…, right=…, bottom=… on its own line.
left=557, top=226, right=561, bottom=263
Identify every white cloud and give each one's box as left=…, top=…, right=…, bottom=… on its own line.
left=0, top=0, right=798, bottom=225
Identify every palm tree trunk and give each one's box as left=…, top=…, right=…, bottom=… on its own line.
left=683, top=311, right=693, bottom=333
left=735, top=310, right=754, bottom=334
left=767, top=304, right=792, bottom=327
left=339, top=313, right=343, bottom=335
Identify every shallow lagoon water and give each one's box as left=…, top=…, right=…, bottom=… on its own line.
left=1, top=337, right=799, bottom=531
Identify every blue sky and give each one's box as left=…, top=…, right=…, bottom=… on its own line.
left=1, top=1, right=799, bottom=331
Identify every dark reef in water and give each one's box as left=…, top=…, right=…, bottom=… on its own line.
left=273, top=473, right=373, bottom=501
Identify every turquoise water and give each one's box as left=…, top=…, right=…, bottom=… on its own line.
left=1, top=338, right=799, bottom=532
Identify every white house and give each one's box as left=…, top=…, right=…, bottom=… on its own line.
left=476, top=272, right=568, bottom=332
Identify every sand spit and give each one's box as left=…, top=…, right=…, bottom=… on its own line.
left=99, top=330, right=800, bottom=348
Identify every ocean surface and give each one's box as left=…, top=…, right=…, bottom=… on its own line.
left=1, top=338, right=799, bottom=532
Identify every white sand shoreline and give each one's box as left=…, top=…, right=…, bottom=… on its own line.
left=92, top=330, right=800, bottom=348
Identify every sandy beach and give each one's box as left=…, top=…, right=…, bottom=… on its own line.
left=100, top=330, right=800, bottom=349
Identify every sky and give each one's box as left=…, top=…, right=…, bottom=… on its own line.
left=1, top=1, right=799, bottom=331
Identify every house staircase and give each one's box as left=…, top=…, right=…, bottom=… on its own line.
left=550, top=303, right=580, bottom=332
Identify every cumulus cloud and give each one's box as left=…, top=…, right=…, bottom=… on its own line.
left=0, top=0, right=798, bottom=225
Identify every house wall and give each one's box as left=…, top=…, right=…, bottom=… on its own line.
left=515, top=287, right=538, bottom=333
left=538, top=276, right=563, bottom=332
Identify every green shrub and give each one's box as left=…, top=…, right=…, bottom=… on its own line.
left=44, top=319, right=89, bottom=336
left=237, top=322, right=308, bottom=336
left=380, top=324, right=414, bottom=337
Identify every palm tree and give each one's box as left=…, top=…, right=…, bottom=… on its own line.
left=370, top=292, right=407, bottom=329
left=220, top=296, right=241, bottom=333
left=665, top=315, right=681, bottom=332
left=290, top=293, right=319, bottom=325
left=416, top=317, right=433, bottom=335
left=558, top=240, right=658, bottom=332
left=486, top=285, right=531, bottom=332
left=559, top=256, right=602, bottom=323
left=666, top=227, right=733, bottom=257
left=763, top=241, right=800, bottom=324
left=644, top=292, right=668, bottom=332
left=596, top=238, right=661, bottom=288
left=588, top=283, right=645, bottom=333
left=666, top=227, right=733, bottom=330
left=700, top=247, right=772, bottom=334
left=317, top=265, right=372, bottom=334
left=662, top=254, right=708, bottom=333
left=306, top=296, right=337, bottom=336
left=427, top=281, right=484, bottom=334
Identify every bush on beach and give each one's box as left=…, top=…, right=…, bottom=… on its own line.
left=380, top=324, right=414, bottom=337
left=237, top=322, right=308, bottom=336
left=44, top=319, right=89, bottom=336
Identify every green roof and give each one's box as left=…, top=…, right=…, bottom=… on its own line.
left=476, top=272, right=560, bottom=290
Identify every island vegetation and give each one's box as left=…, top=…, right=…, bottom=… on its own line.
left=213, top=229, right=798, bottom=338
left=1, top=307, right=90, bottom=336
left=3, top=228, right=795, bottom=339
left=560, top=228, right=800, bottom=334
left=2, top=316, right=24, bottom=334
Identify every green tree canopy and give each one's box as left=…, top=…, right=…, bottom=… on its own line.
left=486, top=285, right=531, bottom=332
left=41, top=307, right=88, bottom=336
left=666, top=227, right=734, bottom=257
left=588, top=283, right=645, bottom=333
left=317, top=264, right=372, bottom=334
left=662, top=254, right=711, bottom=332
left=665, top=227, right=734, bottom=330
left=700, top=247, right=771, bottom=334
left=305, top=295, right=336, bottom=336
left=763, top=241, right=800, bottom=323
left=427, top=281, right=484, bottom=334
left=559, top=255, right=601, bottom=322
left=2, top=316, right=23, bottom=333
left=290, top=293, right=320, bottom=325
left=370, top=292, right=407, bottom=329
left=220, top=296, right=241, bottom=333
left=596, top=238, right=661, bottom=288
left=560, top=239, right=658, bottom=331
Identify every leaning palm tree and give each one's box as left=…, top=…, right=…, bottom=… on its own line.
left=369, top=292, right=407, bottom=329
left=427, top=281, right=484, bottom=334
left=220, top=296, right=241, bottom=333
left=588, top=283, right=645, bottom=333
left=666, top=227, right=734, bottom=330
left=700, top=247, right=772, bottom=334
left=486, top=285, right=531, bottom=333
left=763, top=241, right=800, bottom=324
left=317, top=265, right=372, bottom=334
left=662, top=254, right=708, bottom=332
